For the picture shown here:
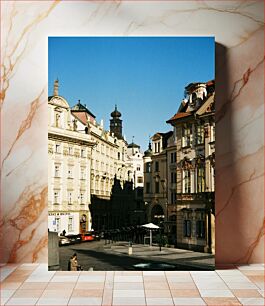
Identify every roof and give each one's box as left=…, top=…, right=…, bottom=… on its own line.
left=72, top=112, right=88, bottom=125
left=71, top=100, right=96, bottom=118
left=166, top=112, right=192, bottom=123
left=128, top=142, right=140, bottom=148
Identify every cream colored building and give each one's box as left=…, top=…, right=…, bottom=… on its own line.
left=126, top=142, right=144, bottom=189
left=70, top=102, right=133, bottom=203
left=48, top=80, right=136, bottom=235
left=48, top=81, right=95, bottom=235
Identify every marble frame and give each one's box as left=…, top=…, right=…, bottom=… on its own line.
left=0, top=0, right=264, bottom=264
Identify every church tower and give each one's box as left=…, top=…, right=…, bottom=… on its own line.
left=110, top=105, right=123, bottom=139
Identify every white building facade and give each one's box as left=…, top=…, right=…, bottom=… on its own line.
left=48, top=81, right=95, bottom=235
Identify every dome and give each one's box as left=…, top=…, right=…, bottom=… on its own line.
left=111, top=105, right=121, bottom=118
left=144, top=141, right=152, bottom=157
left=128, top=142, right=140, bottom=149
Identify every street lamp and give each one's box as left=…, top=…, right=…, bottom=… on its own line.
left=160, top=179, right=168, bottom=235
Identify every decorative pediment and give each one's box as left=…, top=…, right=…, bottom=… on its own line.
left=49, top=96, right=69, bottom=109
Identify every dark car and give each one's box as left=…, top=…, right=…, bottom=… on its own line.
left=65, top=234, right=82, bottom=244
left=91, top=231, right=101, bottom=241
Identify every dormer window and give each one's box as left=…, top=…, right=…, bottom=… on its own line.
left=154, top=141, right=161, bottom=153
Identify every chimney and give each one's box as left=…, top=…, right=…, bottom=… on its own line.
left=53, top=79, right=59, bottom=96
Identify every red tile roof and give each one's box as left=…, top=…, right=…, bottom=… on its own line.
left=72, top=112, right=88, bottom=125
left=166, top=112, right=191, bottom=123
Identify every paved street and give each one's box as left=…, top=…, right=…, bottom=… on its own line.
left=59, top=240, right=214, bottom=271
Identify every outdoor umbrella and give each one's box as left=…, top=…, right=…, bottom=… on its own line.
left=141, top=223, right=160, bottom=246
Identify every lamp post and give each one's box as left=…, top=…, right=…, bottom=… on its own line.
left=160, top=179, right=168, bottom=235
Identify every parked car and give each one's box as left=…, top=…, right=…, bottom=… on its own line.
left=59, top=236, right=71, bottom=246
left=91, top=231, right=101, bottom=241
left=65, top=234, right=82, bottom=244
left=82, top=232, right=94, bottom=242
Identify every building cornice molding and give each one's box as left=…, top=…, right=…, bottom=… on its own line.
left=48, top=131, right=96, bottom=147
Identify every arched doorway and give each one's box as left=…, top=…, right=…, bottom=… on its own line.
left=151, top=205, right=164, bottom=225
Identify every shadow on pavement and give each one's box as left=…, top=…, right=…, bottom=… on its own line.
left=71, top=247, right=214, bottom=271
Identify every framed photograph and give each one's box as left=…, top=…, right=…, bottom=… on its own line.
left=48, top=37, right=215, bottom=271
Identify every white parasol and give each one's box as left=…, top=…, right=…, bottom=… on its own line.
left=141, top=223, right=160, bottom=246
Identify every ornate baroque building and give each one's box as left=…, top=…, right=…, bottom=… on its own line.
left=144, top=80, right=215, bottom=252
left=167, top=80, right=215, bottom=253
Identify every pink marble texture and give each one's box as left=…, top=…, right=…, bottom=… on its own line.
left=0, top=1, right=264, bottom=264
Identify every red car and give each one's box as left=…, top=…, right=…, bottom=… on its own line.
left=82, top=232, right=94, bottom=242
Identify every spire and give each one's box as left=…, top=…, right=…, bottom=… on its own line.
left=53, top=78, right=59, bottom=96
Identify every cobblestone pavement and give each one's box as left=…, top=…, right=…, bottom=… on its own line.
left=59, top=240, right=214, bottom=271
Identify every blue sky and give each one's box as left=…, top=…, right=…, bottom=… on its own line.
left=48, top=37, right=214, bottom=150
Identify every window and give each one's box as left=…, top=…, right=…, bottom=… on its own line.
left=137, top=176, right=143, bottom=184
left=68, top=217, right=73, bottom=232
left=211, top=124, right=215, bottom=142
left=182, top=125, right=192, bottom=147
left=171, top=172, right=176, bottom=183
left=155, top=161, right=159, bottom=172
left=155, top=181, right=160, bottom=193
left=184, top=170, right=191, bottom=193
left=80, top=168, right=86, bottom=180
left=136, top=165, right=141, bottom=171
left=68, top=146, right=73, bottom=155
left=183, top=220, right=191, bottom=237
left=196, top=220, right=205, bottom=238
left=68, top=167, right=73, bottom=178
left=197, top=167, right=205, bottom=192
left=80, top=193, right=84, bottom=204
left=146, top=182, right=150, bottom=194
left=118, top=152, right=120, bottom=160
left=54, top=191, right=60, bottom=204
left=81, top=148, right=85, bottom=158
left=157, top=142, right=160, bottom=153
left=55, top=217, right=60, bottom=233
left=196, top=125, right=204, bottom=145
left=68, top=191, right=72, bottom=204
left=171, top=191, right=176, bottom=204
left=54, top=165, right=60, bottom=177
left=55, top=144, right=60, bottom=153
left=146, top=162, right=151, bottom=173
left=171, top=152, right=176, bottom=163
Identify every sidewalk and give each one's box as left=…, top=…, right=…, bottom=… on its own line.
left=103, top=241, right=215, bottom=270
